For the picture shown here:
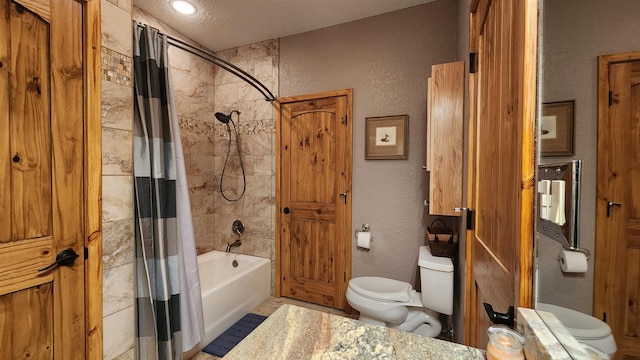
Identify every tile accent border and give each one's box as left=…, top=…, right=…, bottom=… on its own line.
left=101, top=47, right=133, bottom=86
left=236, top=120, right=276, bottom=136
left=179, top=117, right=216, bottom=137
left=179, top=118, right=276, bottom=137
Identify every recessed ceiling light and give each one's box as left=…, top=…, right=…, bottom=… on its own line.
left=171, top=0, right=196, bottom=15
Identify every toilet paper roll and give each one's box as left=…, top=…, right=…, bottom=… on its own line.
left=559, top=250, right=588, bottom=273
left=356, top=231, right=372, bottom=249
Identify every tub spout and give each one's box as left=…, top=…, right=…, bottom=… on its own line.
left=226, top=239, right=242, bottom=252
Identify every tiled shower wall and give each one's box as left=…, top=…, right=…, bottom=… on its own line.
left=211, top=43, right=278, bottom=266
left=101, top=1, right=135, bottom=359
left=134, top=6, right=220, bottom=254
left=100, top=5, right=279, bottom=358
left=133, top=9, right=279, bottom=290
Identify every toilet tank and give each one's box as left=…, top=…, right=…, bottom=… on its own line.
left=418, top=246, right=454, bottom=315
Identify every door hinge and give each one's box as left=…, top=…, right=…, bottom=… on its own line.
left=469, top=52, right=477, bottom=74
left=345, top=114, right=348, bottom=125
left=609, top=91, right=613, bottom=106
left=84, top=246, right=88, bottom=260
left=344, top=272, right=346, bottom=282
left=455, top=207, right=475, bottom=230
left=466, top=209, right=474, bottom=230
left=603, top=312, right=607, bottom=322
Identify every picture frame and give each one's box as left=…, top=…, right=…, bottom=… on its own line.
left=365, top=115, right=408, bottom=160
left=541, top=101, right=575, bottom=156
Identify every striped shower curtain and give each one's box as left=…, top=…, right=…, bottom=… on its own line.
left=133, top=24, right=204, bottom=359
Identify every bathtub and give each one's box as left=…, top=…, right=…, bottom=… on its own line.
left=184, top=251, right=271, bottom=358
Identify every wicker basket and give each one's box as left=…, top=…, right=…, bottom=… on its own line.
left=426, top=219, right=458, bottom=258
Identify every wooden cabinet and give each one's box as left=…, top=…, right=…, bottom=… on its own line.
left=426, top=61, right=464, bottom=216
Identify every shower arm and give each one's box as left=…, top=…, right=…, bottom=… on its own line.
left=134, top=22, right=277, bottom=102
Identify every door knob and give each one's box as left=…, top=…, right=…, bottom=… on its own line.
left=38, top=248, right=79, bottom=273
left=606, top=201, right=622, bottom=217
left=283, top=207, right=290, bottom=214
left=483, top=303, right=515, bottom=329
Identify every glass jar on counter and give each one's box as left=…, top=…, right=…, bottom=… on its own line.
left=486, top=326, right=525, bottom=360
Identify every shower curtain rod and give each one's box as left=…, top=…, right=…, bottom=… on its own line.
left=134, top=22, right=277, bottom=102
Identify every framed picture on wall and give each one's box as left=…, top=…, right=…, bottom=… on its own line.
left=541, top=101, right=575, bottom=156
left=365, top=115, right=408, bottom=160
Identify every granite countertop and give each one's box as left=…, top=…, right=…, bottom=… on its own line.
left=223, top=304, right=486, bottom=359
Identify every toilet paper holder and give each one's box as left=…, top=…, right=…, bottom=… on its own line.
left=354, top=223, right=371, bottom=240
left=557, top=242, right=591, bottom=261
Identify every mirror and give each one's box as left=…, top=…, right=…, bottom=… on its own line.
left=535, top=0, right=640, bottom=357
left=536, top=0, right=640, bottom=309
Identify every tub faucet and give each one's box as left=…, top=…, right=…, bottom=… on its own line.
left=226, top=239, right=242, bottom=252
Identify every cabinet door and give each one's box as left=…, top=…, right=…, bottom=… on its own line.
left=428, top=61, right=464, bottom=216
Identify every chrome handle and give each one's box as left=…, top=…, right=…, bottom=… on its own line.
left=38, top=248, right=79, bottom=273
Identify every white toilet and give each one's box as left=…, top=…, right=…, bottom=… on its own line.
left=537, top=303, right=617, bottom=358
left=346, top=246, right=453, bottom=337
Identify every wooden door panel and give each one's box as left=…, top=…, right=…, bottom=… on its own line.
left=0, top=284, right=53, bottom=359
left=6, top=0, right=52, bottom=242
left=0, top=0, right=9, bottom=243
left=289, top=220, right=336, bottom=282
left=290, top=112, right=337, bottom=203
left=596, top=55, right=640, bottom=359
left=466, top=0, right=536, bottom=347
left=475, top=285, right=493, bottom=347
left=283, top=105, right=340, bottom=307
left=474, top=242, right=513, bottom=312
left=278, top=90, right=351, bottom=310
left=0, top=0, right=85, bottom=358
left=624, top=249, right=640, bottom=338
left=0, top=238, right=53, bottom=294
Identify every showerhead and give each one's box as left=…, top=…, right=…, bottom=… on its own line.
left=215, top=110, right=241, bottom=124
left=215, top=112, right=231, bottom=124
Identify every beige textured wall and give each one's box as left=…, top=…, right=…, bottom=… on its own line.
left=280, top=1, right=458, bottom=289
left=537, top=0, right=640, bottom=314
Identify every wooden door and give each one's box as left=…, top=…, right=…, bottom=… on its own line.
left=276, top=89, right=352, bottom=310
left=0, top=0, right=87, bottom=358
left=595, top=51, right=640, bottom=359
left=465, top=0, right=537, bottom=347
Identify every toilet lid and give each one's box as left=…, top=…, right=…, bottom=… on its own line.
left=537, top=303, right=612, bottom=339
left=349, top=276, right=412, bottom=302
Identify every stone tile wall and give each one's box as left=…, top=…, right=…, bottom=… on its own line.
left=101, top=1, right=135, bottom=359
left=100, top=5, right=279, bottom=357
left=212, top=42, right=278, bottom=274
left=134, top=8, right=279, bottom=294
left=134, top=6, right=220, bottom=255
left=168, top=45, right=218, bottom=252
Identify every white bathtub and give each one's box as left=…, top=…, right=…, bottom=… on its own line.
left=184, top=251, right=271, bottom=358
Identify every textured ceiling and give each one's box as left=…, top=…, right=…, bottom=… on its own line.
left=133, top=0, right=438, bottom=51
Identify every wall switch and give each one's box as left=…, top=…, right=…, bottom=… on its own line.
left=550, top=180, right=566, bottom=226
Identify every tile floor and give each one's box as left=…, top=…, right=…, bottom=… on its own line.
left=189, top=296, right=356, bottom=360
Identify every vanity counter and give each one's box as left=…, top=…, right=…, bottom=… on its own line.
left=223, top=304, right=486, bottom=359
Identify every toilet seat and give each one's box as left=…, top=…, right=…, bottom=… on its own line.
left=345, top=286, right=422, bottom=324
left=537, top=303, right=611, bottom=339
left=349, top=276, right=413, bottom=302
left=537, top=303, right=617, bottom=357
